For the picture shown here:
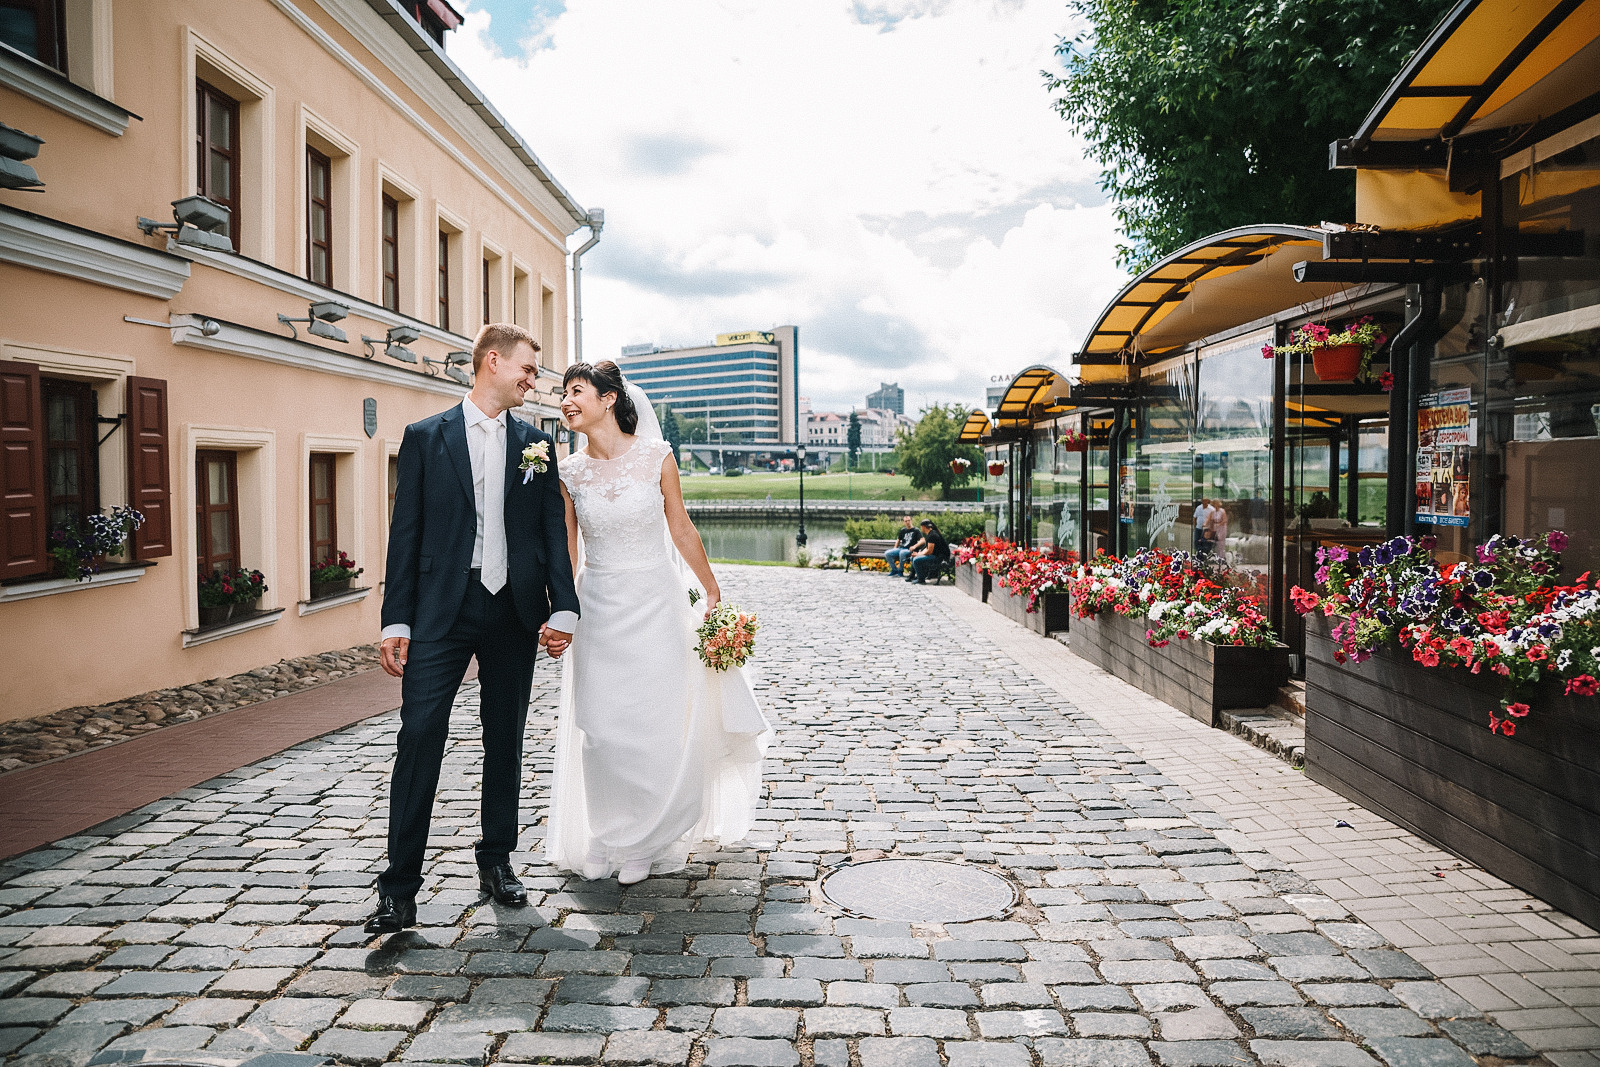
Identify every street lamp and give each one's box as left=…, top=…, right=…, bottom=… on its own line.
left=795, top=444, right=808, bottom=549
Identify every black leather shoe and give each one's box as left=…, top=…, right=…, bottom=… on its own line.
left=478, top=863, right=529, bottom=907
left=364, top=895, right=417, bottom=935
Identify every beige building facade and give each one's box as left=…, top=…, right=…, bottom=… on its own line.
left=0, top=0, right=592, bottom=722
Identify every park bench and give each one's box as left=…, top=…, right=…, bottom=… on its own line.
left=845, top=538, right=956, bottom=583
left=845, top=538, right=898, bottom=570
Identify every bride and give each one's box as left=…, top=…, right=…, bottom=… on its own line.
left=544, top=360, right=771, bottom=885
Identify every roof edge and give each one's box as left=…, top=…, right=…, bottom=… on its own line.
left=356, top=0, right=590, bottom=228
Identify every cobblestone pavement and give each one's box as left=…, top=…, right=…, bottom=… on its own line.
left=0, top=646, right=380, bottom=773
left=0, top=567, right=1559, bottom=1067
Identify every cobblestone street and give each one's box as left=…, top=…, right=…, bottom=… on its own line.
left=0, top=566, right=1592, bottom=1067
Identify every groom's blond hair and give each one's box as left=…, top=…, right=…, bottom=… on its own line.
left=472, top=323, right=539, bottom=373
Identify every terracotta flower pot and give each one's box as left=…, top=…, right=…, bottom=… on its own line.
left=1312, top=343, right=1364, bottom=382
left=988, top=461, right=1006, bottom=476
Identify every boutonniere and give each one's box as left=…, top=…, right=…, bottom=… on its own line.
left=520, top=440, right=550, bottom=483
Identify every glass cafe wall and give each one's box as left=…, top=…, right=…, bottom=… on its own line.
left=1126, top=329, right=1275, bottom=596
left=1421, top=127, right=1600, bottom=575
left=1029, top=420, right=1084, bottom=553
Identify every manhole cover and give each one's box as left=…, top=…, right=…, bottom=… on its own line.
left=821, top=859, right=1016, bottom=922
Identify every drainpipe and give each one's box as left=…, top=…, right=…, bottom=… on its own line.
left=570, top=207, right=604, bottom=366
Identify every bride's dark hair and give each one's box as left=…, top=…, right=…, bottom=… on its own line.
left=563, top=360, right=638, bottom=434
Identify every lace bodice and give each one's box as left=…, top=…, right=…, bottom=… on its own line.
left=559, top=436, right=675, bottom=570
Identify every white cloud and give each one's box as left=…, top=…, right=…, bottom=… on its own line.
left=448, top=0, right=1126, bottom=415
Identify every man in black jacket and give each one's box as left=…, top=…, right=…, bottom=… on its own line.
left=368, top=323, right=579, bottom=934
left=907, top=519, right=950, bottom=584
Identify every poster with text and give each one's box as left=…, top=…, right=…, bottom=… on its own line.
left=1416, top=389, right=1472, bottom=527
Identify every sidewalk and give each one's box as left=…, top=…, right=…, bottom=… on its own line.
left=931, top=583, right=1600, bottom=1061
left=0, top=667, right=402, bottom=862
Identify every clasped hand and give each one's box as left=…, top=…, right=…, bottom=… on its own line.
left=539, top=624, right=572, bottom=658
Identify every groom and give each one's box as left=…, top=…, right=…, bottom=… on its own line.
left=368, top=322, right=579, bottom=934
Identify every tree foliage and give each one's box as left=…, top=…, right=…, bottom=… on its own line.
left=847, top=411, right=862, bottom=469
left=896, top=404, right=984, bottom=497
left=1046, top=0, right=1452, bottom=272
left=656, top=404, right=682, bottom=462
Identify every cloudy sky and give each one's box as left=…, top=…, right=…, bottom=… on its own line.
left=447, top=0, right=1125, bottom=415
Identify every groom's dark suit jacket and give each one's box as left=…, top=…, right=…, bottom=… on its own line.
left=383, top=403, right=579, bottom=643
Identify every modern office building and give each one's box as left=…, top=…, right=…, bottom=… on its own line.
left=867, top=381, right=904, bottom=415
left=617, top=327, right=798, bottom=445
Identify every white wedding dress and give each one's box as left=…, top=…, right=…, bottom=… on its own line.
left=543, top=432, right=771, bottom=879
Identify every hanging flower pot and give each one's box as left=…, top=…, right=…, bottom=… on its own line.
left=950, top=457, right=972, bottom=475
left=1061, top=431, right=1088, bottom=453
left=1312, top=343, right=1365, bottom=382
left=988, top=460, right=1006, bottom=477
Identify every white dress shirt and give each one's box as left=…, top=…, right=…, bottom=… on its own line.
left=381, top=396, right=578, bottom=642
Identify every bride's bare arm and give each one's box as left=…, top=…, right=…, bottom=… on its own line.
left=661, top=455, right=721, bottom=613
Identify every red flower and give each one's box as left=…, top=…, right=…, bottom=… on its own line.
left=1564, top=675, right=1598, bottom=697
left=1289, top=586, right=1320, bottom=614
left=1506, top=702, right=1531, bottom=717
left=1527, top=646, right=1548, bottom=663
left=1500, top=719, right=1517, bottom=736
left=1378, top=371, right=1394, bottom=392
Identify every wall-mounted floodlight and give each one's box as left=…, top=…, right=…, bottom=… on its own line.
left=0, top=121, right=44, bottom=190
left=137, top=195, right=233, bottom=252
left=279, top=299, right=351, bottom=343
left=445, top=366, right=471, bottom=386
left=360, top=325, right=420, bottom=362
left=446, top=351, right=472, bottom=365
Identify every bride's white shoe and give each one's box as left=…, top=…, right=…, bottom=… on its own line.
left=582, top=849, right=609, bottom=882
left=618, top=861, right=652, bottom=886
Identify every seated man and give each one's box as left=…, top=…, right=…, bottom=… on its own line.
left=908, top=519, right=950, bottom=584
left=884, top=515, right=919, bottom=576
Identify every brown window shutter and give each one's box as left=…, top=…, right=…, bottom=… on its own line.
left=0, top=361, right=48, bottom=579
left=128, top=376, right=173, bottom=559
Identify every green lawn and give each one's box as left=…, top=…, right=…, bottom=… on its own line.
left=678, top=471, right=950, bottom=501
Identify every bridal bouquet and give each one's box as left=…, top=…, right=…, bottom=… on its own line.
left=697, top=603, right=760, bottom=671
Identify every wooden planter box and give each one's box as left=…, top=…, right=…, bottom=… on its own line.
left=1068, top=608, right=1289, bottom=726
left=990, top=585, right=1071, bottom=635
left=955, top=562, right=991, bottom=602
left=1304, top=614, right=1600, bottom=930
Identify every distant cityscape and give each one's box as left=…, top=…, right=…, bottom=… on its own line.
left=618, top=333, right=914, bottom=455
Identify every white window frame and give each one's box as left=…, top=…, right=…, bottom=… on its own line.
left=298, top=105, right=361, bottom=293
left=299, top=432, right=366, bottom=611
left=185, top=29, right=276, bottom=263
left=180, top=424, right=277, bottom=641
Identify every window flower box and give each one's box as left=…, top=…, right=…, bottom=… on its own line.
left=1068, top=607, right=1289, bottom=725
left=1303, top=611, right=1600, bottom=930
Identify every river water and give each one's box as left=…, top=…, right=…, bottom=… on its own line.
left=692, top=518, right=850, bottom=563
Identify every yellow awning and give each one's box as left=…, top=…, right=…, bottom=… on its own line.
left=1356, top=0, right=1600, bottom=145
left=957, top=409, right=991, bottom=444
left=993, top=365, right=1074, bottom=428
left=1075, top=226, right=1340, bottom=366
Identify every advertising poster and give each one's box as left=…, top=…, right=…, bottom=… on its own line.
left=1416, top=388, right=1472, bottom=527
left=1119, top=465, right=1135, bottom=524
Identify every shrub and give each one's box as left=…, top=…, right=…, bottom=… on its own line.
left=843, top=512, right=987, bottom=549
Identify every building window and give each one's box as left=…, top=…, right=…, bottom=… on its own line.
left=196, top=80, right=241, bottom=241
left=41, top=378, right=98, bottom=534
left=0, top=0, right=66, bottom=73
left=482, top=258, right=491, bottom=327
left=382, top=194, right=400, bottom=312
left=306, top=146, right=332, bottom=288
left=195, top=449, right=239, bottom=574
left=309, top=452, right=336, bottom=566
left=438, top=230, right=450, bottom=331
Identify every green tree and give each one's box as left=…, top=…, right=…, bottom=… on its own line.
left=679, top=416, right=709, bottom=444
left=897, top=404, right=983, bottom=498
left=847, top=411, right=862, bottom=470
left=656, top=404, right=683, bottom=462
left=1046, top=0, right=1451, bottom=272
